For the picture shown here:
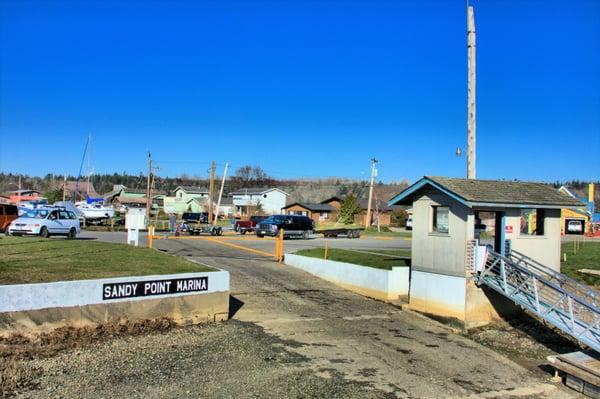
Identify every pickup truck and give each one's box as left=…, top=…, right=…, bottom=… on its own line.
left=234, top=215, right=268, bottom=235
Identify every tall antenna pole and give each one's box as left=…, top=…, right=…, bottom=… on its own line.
left=467, top=3, right=477, bottom=179
left=365, top=158, right=378, bottom=228
left=146, top=152, right=152, bottom=225
left=213, top=162, right=229, bottom=225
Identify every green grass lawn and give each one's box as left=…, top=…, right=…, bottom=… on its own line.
left=362, top=228, right=412, bottom=238
left=0, top=236, right=215, bottom=285
left=315, top=223, right=411, bottom=238
left=561, top=241, right=600, bottom=286
left=294, top=247, right=411, bottom=270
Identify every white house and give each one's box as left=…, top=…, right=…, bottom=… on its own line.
left=232, top=188, right=289, bottom=216
left=215, top=196, right=235, bottom=218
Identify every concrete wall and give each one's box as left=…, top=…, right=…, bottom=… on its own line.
left=411, top=188, right=474, bottom=278
left=409, top=270, right=466, bottom=322
left=284, top=254, right=409, bottom=301
left=504, top=208, right=562, bottom=271
left=0, top=271, right=230, bottom=334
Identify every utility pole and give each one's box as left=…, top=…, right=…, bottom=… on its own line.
left=151, top=166, right=158, bottom=225
left=365, top=158, right=378, bottom=228
left=213, top=162, right=229, bottom=225
left=208, top=160, right=215, bottom=224
left=62, top=174, right=67, bottom=202
left=467, top=2, right=477, bottom=179
left=146, top=152, right=152, bottom=225
left=17, top=175, right=21, bottom=207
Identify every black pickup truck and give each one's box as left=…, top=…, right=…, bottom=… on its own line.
left=255, top=215, right=314, bottom=239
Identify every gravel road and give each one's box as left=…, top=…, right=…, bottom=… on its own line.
left=17, top=321, right=397, bottom=399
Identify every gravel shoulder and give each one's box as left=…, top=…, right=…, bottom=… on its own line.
left=14, top=321, right=396, bottom=399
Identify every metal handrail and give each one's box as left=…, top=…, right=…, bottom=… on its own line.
left=509, top=249, right=600, bottom=308
left=475, top=248, right=600, bottom=353
left=480, top=250, right=598, bottom=312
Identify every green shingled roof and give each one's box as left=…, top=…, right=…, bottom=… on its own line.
left=389, top=176, right=584, bottom=208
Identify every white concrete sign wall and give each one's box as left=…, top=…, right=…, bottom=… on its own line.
left=284, top=253, right=409, bottom=300
left=0, top=271, right=229, bottom=313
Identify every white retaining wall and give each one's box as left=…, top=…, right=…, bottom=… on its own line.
left=0, top=271, right=230, bottom=313
left=284, top=254, right=409, bottom=300
left=408, top=270, right=466, bottom=320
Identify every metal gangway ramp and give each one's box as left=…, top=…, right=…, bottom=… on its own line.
left=475, top=248, right=600, bottom=353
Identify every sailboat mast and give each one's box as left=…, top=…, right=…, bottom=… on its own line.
left=87, top=133, right=92, bottom=197
left=74, top=134, right=90, bottom=201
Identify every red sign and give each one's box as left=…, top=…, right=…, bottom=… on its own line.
left=505, top=225, right=513, bottom=234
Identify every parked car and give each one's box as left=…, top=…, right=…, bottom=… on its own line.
left=255, top=215, right=314, bottom=239
left=235, top=215, right=268, bottom=234
left=7, top=207, right=81, bottom=238
left=0, top=202, right=19, bottom=232
left=566, top=220, right=584, bottom=234
left=405, top=216, right=413, bottom=231
left=182, top=212, right=209, bottom=224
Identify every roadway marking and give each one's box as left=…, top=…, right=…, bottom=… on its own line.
left=201, top=236, right=276, bottom=258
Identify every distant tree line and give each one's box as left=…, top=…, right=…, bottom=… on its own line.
left=5, top=171, right=592, bottom=206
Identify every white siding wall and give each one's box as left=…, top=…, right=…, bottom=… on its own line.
left=411, top=189, right=473, bottom=278
left=232, top=190, right=288, bottom=214
left=504, top=208, right=562, bottom=271
left=261, top=191, right=287, bottom=214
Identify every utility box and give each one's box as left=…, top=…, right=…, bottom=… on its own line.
left=125, top=208, right=147, bottom=230
left=125, top=208, right=147, bottom=246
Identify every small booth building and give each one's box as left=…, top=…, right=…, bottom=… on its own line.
left=389, top=176, right=584, bottom=328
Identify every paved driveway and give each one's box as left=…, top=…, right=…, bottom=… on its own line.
left=153, top=237, right=566, bottom=398
left=63, top=230, right=571, bottom=398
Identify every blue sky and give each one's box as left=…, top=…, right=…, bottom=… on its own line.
left=0, top=0, right=598, bottom=183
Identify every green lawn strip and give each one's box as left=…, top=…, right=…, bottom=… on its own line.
left=361, top=227, right=411, bottom=238
left=0, top=236, right=214, bottom=285
left=560, top=242, right=600, bottom=287
left=294, top=247, right=410, bottom=270
left=363, top=231, right=412, bottom=238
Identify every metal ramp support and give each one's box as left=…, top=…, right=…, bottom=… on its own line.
left=474, top=247, right=600, bottom=353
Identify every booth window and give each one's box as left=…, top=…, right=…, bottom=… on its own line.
left=432, top=206, right=450, bottom=234
left=520, top=208, right=545, bottom=236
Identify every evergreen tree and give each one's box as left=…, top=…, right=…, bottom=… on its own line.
left=337, top=194, right=361, bottom=225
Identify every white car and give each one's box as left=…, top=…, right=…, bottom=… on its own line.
left=567, top=220, right=583, bottom=234
left=405, top=216, right=413, bottom=231
left=7, top=207, right=81, bottom=238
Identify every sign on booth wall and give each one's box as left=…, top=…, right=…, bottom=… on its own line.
left=103, top=276, right=208, bottom=300
left=505, top=225, right=513, bottom=234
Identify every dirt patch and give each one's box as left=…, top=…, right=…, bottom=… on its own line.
left=0, top=318, right=176, bottom=397
left=467, top=314, right=580, bottom=373
left=0, top=357, right=40, bottom=397
left=3, top=319, right=398, bottom=398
